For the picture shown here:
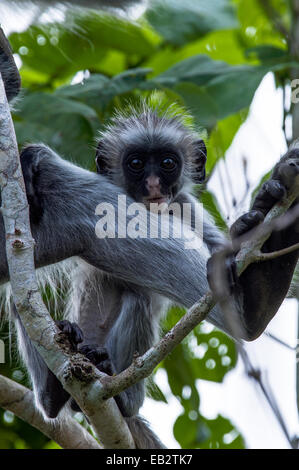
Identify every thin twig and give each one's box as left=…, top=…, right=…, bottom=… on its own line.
left=256, top=241, right=299, bottom=261
left=238, top=344, right=296, bottom=448
left=264, top=331, right=297, bottom=351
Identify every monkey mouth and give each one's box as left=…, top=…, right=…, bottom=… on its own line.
left=143, top=196, right=169, bottom=206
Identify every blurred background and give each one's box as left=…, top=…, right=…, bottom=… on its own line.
left=0, top=0, right=298, bottom=449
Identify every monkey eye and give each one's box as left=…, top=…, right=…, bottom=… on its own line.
left=128, top=158, right=145, bottom=171
left=160, top=157, right=177, bottom=171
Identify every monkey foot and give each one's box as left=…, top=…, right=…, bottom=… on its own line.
left=79, top=345, right=114, bottom=376
left=56, top=320, right=83, bottom=351
left=70, top=345, right=114, bottom=414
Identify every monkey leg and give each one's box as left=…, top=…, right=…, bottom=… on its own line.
left=15, top=313, right=83, bottom=418
left=209, top=148, right=299, bottom=340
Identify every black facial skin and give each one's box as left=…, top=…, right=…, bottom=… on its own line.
left=121, top=143, right=183, bottom=203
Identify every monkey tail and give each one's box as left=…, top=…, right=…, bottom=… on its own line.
left=126, top=415, right=166, bottom=449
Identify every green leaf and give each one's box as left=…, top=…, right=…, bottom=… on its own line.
left=193, top=326, right=238, bottom=382
left=173, top=412, right=245, bottom=449
left=145, top=29, right=252, bottom=80
left=9, top=12, right=156, bottom=82
left=200, top=415, right=245, bottom=449
left=55, top=74, right=110, bottom=101
left=147, top=0, right=238, bottom=46
left=13, top=92, right=99, bottom=167
left=198, top=190, right=228, bottom=232
left=56, top=69, right=151, bottom=110
left=155, top=54, right=296, bottom=129
left=173, top=82, right=219, bottom=128
left=245, top=45, right=288, bottom=62
left=173, top=413, right=208, bottom=448
left=152, top=55, right=270, bottom=127
left=17, top=92, right=99, bottom=124
left=155, top=55, right=233, bottom=87
left=235, top=0, right=289, bottom=49
left=163, top=343, right=200, bottom=411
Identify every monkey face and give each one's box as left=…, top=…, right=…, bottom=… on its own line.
left=95, top=109, right=208, bottom=207
left=121, top=144, right=183, bottom=209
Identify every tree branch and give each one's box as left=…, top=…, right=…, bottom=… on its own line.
left=0, top=374, right=101, bottom=449
left=0, top=73, right=136, bottom=449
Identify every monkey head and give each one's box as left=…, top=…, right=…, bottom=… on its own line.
left=95, top=106, right=207, bottom=209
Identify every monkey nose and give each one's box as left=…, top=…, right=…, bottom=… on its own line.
left=146, top=175, right=160, bottom=190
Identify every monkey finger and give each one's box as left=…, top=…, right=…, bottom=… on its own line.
left=230, top=210, right=264, bottom=240
left=79, top=344, right=109, bottom=365
left=261, top=180, right=286, bottom=201
left=56, top=320, right=84, bottom=351
left=252, top=180, right=286, bottom=215
left=277, top=160, right=299, bottom=190
left=97, top=359, right=114, bottom=376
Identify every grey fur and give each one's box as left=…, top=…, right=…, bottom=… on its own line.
left=67, top=107, right=227, bottom=446
left=0, top=144, right=227, bottom=447
left=70, top=266, right=167, bottom=417
left=126, top=416, right=166, bottom=449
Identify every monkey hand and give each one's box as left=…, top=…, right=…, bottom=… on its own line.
left=78, top=345, right=114, bottom=375
left=70, top=346, right=115, bottom=413
left=231, top=147, right=299, bottom=241
left=56, top=320, right=84, bottom=352
left=214, top=147, right=299, bottom=340
left=71, top=345, right=131, bottom=417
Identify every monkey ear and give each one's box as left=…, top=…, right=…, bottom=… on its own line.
left=192, top=139, right=207, bottom=184
left=95, top=140, right=110, bottom=176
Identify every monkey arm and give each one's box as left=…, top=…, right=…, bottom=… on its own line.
left=226, top=148, right=299, bottom=340
left=232, top=226, right=298, bottom=340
